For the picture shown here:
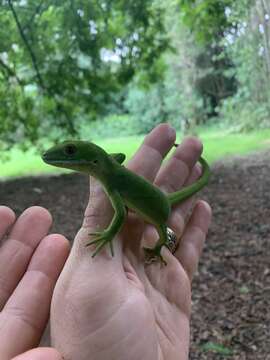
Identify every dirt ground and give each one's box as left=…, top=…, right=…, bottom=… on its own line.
left=1, top=150, right=269, bottom=359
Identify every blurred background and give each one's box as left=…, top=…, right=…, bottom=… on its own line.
left=1, top=0, right=270, bottom=176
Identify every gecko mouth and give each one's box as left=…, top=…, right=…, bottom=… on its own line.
left=42, top=153, right=64, bottom=164
left=42, top=154, right=90, bottom=166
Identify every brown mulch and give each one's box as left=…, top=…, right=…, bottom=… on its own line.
left=1, top=150, right=270, bottom=359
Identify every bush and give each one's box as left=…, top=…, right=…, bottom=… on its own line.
left=79, top=115, right=138, bottom=140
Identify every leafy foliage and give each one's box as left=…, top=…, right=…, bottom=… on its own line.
left=79, top=114, right=137, bottom=139
left=167, top=0, right=270, bottom=132
left=0, top=0, right=168, bottom=148
left=1, top=0, right=270, bottom=154
left=178, top=0, right=235, bottom=44
left=218, top=0, right=270, bottom=131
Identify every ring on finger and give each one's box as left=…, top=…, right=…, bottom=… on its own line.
left=166, top=227, right=179, bottom=254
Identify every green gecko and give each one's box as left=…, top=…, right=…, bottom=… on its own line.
left=42, top=140, right=210, bottom=263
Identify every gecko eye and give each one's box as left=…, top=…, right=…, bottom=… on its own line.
left=92, top=159, right=98, bottom=164
left=64, top=144, right=77, bottom=156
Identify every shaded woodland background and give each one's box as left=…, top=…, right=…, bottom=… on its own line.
left=1, top=0, right=270, bottom=149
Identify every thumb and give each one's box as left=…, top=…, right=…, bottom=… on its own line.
left=83, top=176, right=113, bottom=233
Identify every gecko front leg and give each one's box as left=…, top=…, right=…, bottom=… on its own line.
left=86, top=190, right=126, bottom=257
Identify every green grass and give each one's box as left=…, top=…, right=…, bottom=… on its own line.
left=1, top=127, right=270, bottom=179
left=199, top=127, right=270, bottom=163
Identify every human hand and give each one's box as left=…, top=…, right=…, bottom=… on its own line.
left=51, top=124, right=212, bottom=360
left=0, top=206, right=69, bottom=360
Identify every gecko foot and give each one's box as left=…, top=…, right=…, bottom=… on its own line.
left=86, top=231, right=114, bottom=257
left=143, top=246, right=167, bottom=266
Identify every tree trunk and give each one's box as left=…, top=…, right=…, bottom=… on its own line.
left=256, top=0, right=270, bottom=78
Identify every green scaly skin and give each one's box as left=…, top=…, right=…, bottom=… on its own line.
left=42, top=141, right=210, bottom=264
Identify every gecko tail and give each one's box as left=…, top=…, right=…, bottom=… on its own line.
left=168, top=156, right=210, bottom=206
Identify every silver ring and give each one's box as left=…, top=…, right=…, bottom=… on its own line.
left=166, top=227, right=178, bottom=254
left=144, top=227, right=179, bottom=265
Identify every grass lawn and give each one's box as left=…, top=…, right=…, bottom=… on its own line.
left=1, top=127, right=270, bottom=179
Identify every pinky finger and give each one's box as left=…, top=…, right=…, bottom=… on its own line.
left=11, top=347, right=63, bottom=360
left=175, top=201, right=212, bottom=282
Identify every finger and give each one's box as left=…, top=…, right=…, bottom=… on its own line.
left=153, top=137, right=204, bottom=248
left=167, top=163, right=203, bottom=239
left=83, top=176, right=113, bottom=229
left=155, top=136, right=203, bottom=192
left=0, top=234, right=69, bottom=359
left=0, top=206, right=16, bottom=240
left=11, top=347, right=63, bottom=360
left=128, top=123, right=176, bottom=181
left=0, top=207, right=53, bottom=309
left=142, top=162, right=202, bottom=250
left=175, top=201, right=212, bottom=281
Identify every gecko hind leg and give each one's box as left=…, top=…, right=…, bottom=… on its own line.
left=143, top=224, right=169, bottom=265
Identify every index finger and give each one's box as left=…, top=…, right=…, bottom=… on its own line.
left=127, top=123, right=176, bottom=182
left=155, top=136, right=203, bottom=192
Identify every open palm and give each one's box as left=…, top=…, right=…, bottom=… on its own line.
left=51, top=124, right=211, bottom=360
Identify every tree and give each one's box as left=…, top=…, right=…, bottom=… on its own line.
left=218, top=0, right=270, bottom=130
left=177, top=0, right=239, bottom=119
left=0, top=0, right=168, bottom=149
left=178, top=0, right=235, bottom=44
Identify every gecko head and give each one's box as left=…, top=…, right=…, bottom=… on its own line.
left=42, top=140, right=109, bottom=175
